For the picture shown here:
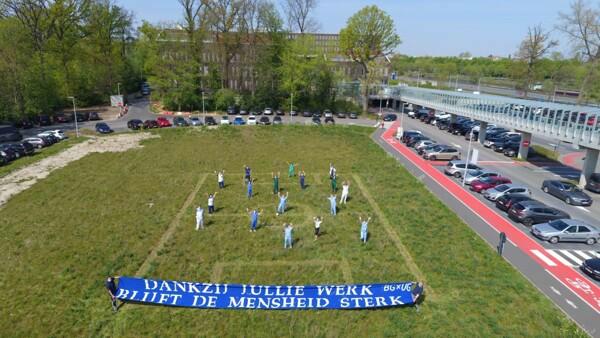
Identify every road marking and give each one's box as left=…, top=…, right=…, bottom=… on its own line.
left=547, top=250, right=576, bottom=267
left=591, top=251, right=600, bottom=258
left=560, top=250, right=584, bottom=266
left=566, top=299, right=578, bottom=309
left=574, top=250, right=593, bottom=260
left=531, top=249, right=558, bottom=266
left=507, top=238, right=517, bottom=247
left=550, top=286, right=562, bottom=295
left=576, top=206, right=591, bottom=213
left=451, top=143, right=462, bottom=148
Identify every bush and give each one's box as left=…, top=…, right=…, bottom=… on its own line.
left=213, top=89, right=237, bottom=111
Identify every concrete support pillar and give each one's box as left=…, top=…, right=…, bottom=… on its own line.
left=579, top=147, right=599, bottom=187
left=478, top=121, right=488, bottom=144
left=518, top=132, right=532, bottom=160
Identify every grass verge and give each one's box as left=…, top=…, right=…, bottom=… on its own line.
left=0, top=125, right=585, bottom=337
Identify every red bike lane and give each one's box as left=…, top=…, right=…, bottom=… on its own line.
left=381, top=122, right=600, bottom=315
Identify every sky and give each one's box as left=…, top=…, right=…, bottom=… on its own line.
left=119, top=0, right=575, bottom=57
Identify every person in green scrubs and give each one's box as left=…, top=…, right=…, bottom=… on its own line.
left=272, top=172, right=280, bottom=194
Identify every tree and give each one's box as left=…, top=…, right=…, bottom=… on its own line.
left=515, top=25, right=558, bottom=97
left=557, top=0, right=600, bottom=102
left=282, top=0, right=317, bottom=33
left=339, top=5, right=401, bottom=112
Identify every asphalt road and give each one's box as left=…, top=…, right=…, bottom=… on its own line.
left=373, top=127, right=600, bottom=337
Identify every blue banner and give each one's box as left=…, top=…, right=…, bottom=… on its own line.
left=115, top=277, right=415, bottom=310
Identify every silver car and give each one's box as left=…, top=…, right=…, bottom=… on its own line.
left=463, top=170, right=500, bottom=185
left=531, top=219, right=600, bottom=245
left=444, top=160, right=482, bottom=178
left=414, top=140, right=436, bottom=151
left=483, top=184, right=531, bottom=201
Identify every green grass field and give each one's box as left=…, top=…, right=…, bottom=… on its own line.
left=0, top=126, right=584, bottom=337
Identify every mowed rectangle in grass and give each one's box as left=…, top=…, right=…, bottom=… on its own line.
left=0, top=126, right=584, bottom=337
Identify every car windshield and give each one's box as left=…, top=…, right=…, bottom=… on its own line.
left=563, top=183, right=580, bottom=192
left=495, top=185, right=510, bottom=192
left=548, top=220, right=569, bottom=231
left=480, top=176, right=495, bottom=183
left=431, top=146, right=444, bottom=152
left=467, top=170, right=483, bottom=177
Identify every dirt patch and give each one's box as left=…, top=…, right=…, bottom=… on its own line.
left=0, top=133, right=158, bottom=207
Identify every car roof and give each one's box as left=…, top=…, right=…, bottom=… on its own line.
left=518, top=200, right=546, bottom=207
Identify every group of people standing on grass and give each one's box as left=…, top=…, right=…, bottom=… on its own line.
left=194, top=163, right=371, bottom=247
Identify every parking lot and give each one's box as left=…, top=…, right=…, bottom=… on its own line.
left=396, top=110, right=600, bottom=285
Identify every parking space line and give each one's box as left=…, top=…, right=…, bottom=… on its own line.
left=574, top=250, right=593, bottom=260
left=547, top=250, right=576, bottom=267
left=531, top=249, right=557, bottom=266
left=576, top=206, right=591, bottom=213
left=560, top=250, right=583, bottom=266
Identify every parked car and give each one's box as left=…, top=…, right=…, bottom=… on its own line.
left=38, top=130, right=67, bottom=141
left=0, top=144, right=21, bottom=162
left=95, top=122, right=113, bottom=134
left=290, top=110, right=298, bottom=116
left=542, top=180, right=593, bottom=206
left=220, top=116, right=231, bottom=125
left=580, top=258, right=600, bottom=280
left=36, top=115, right=52, bottom=126
left=275, top=110, right=285, bottom=116
left=349, top=112, right=358, bottom=119
left=0, top=125, right=23, bottom=142
left=227, top=106, right=237, bottom=115
left=189, top=117, right=203, bottom=126
left=54, top=113, right=71, bottom=123
left=418, top=143, right=440, bottom=155
left=15, top=119, right=34, bottom=129
left=585, top=173, right=600, bottom=193
left=173, top=116, right=189, bottom=127
left=302, top=111, right=313, bottom=117
left=531, top=219, right=599, bottom=245
left=311, top=116, right=321, bottom=125
left=470, top=176, right=513, bottom=193
left=233, top=116, right=245, bottom=125
left=143, top=120, right=159, bottom=129
left=463, top=170, right=500, bottom=185
left=22, top=137, right=47, bottom=149
left=508, top=200, right=570, bottom=226
left=483, top=184, right=531, bottom=201
left=337, top=112, right=347, bottom=118
left=324, top=115, right=335, bottom=124
left=422, top=146, right=460, bottom=161
left=239, top=110, right=249, bottom=116
left=383, top=114, right=397, bottom=122
left=88, top=112, right=101, bottom=121
left=414, top=140, right=436, bottom=152
left=127, top=119, right=144, bottom=130
left=18, top=141, right=35, bottom=156
left=0, top=152, right=8, bottom=166
left=247, top=116, right=257, bottom=125
left=205, top=116, right=217, bottom=126
left=157, top=117, right=172, bottom=128
left=313, top=111, right=322, bottom=118
left=263, top=108, right=273, bottom=115
left=444, top=160, right=482, bottom=178
left=495, top=194, right=535, bottom=212
left=407, top=135, right=430, bottom=148
left=273, top=116, right=283, bottom=125
left=400, top=130, right=422, bottom=143
left=259, top=116, right=271, bottom=125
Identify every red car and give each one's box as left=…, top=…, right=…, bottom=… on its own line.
left=470, top=176, right=512, bottom=193
left=157, top=117, right=172, bottom=128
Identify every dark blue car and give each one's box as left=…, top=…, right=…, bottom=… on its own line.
left=95, top=122, right=113, bottom=134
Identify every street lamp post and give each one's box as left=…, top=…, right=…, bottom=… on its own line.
left=67, top=96, right=80, bottom=138
left=117, top=82, right=121, bottom=96
left=462, top=129, right=474, bottom=186
left=202, top=91, right=206, bottom=120
left=290, top=92, right=294, bottom=124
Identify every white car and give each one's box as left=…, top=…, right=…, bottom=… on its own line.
left=220, top=116, right=230, bottom=125
left=23, top=137, right=46, bottom=149
left=407, top=111, right=415, bottom=118
left=247, top=115, right=257, bottom=125
left=38, top=129, right=67, bottom=140
left=263, top=108, right=273, bottom=115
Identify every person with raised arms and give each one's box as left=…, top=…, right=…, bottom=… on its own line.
left=272, top=172, right=280, bottom=195
left=359, top=215, right=371, bottom=243
left=276, top=191, right=289, bottom=216
left=247, top=208, right=262, bottom=232
left=327, top=194, right=337, bottom=216
left=207, top=192, right=217, bottom=214
left=195, top=206, right=205, bottom=230
left=283, top=223, right=294, bottom=249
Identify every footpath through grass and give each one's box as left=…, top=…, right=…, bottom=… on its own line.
left=0, top=126, right=584, bottom=337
